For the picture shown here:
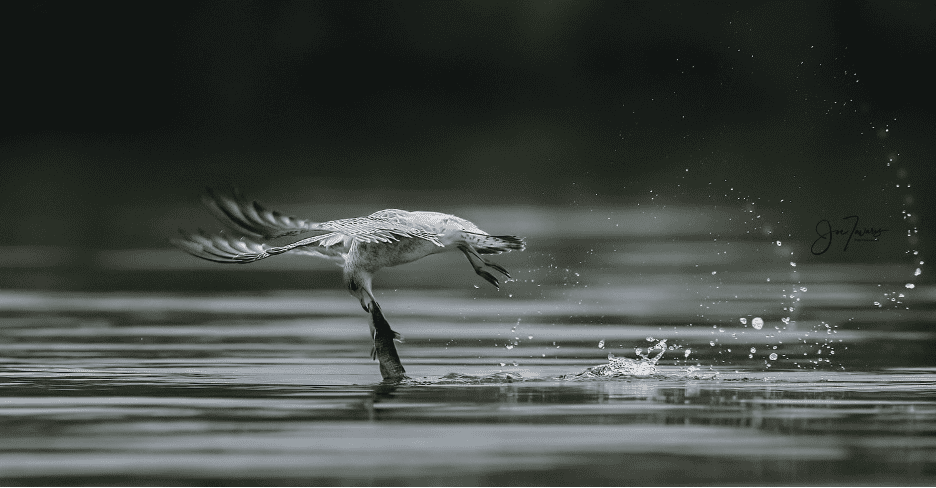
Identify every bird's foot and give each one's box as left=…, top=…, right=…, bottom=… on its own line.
left=477, top=269, right=500, bottom=289
left=486, top=261, right=511, bottom=278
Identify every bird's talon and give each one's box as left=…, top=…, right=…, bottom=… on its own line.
left=478, top=270, right=500, bottom=289
left=488, top=263, right=510, bottom=277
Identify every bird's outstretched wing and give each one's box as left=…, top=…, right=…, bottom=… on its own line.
left=202, top=187, right=318, bottom=239
left=171, top=229, right=345, bottom=264
left=174, top=190, right=448, bottom=263
left=202, top=188, right=443, bottom=246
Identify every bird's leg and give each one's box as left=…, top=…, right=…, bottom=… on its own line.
left=346, top=269, right=407, bottom=381
left=367, top=301, right=406, bottom=381
left=459, top=245, right=511, bottom=289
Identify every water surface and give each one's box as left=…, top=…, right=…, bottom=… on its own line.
left=2, top=266, right=934, bottom=485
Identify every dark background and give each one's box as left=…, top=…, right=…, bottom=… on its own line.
left=0, top=1, right=932, bottom=267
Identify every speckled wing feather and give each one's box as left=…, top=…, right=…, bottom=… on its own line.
left=369, top=209, right=523, bottom=254
left=317, top=215, right=444, bottom=246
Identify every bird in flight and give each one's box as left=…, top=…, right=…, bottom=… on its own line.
left=172, top=188, right=526, bottom=381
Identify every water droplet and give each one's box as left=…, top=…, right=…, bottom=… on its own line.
left=505, top=344, right=514, bottom=350
left=528, top=335, right=533, bottom=340
left=709, top=341, right=716, bottom=346
left=740, top=317, right=748, bottom=324
left=711, top=271, right=717, bottom=275
left=646, top=336, right=654, bottom=342
left=598, top=340, right=605, bottom=349
left=684, top=349, right=691, bottom=358
left=752, top=317, right=764, bottom=330
left=776, top=240, right=782, bottom=246
left=790, top=262, right=796, bottom=267
left=769, top=353, right=778, bottom=360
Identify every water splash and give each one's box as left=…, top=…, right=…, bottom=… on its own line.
left=562, top=340, right=669, bottom=379
left=399, top=339, right=723, bottom=384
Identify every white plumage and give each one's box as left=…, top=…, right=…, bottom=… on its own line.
left=173, top=188, right=526, bottom=380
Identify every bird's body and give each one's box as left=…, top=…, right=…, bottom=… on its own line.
left=173, top=189, right=525, bottom=381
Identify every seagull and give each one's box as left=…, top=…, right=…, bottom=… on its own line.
left=172, top=188, right=526, bottom=381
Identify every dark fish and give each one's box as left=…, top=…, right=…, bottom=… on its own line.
left=368, top=302, right=406, bottom=381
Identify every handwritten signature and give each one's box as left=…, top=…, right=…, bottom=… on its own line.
left=811, top=216, right=888, bottom=255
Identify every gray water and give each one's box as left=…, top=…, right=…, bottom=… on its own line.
left=1, top=240, right=934, bottom=485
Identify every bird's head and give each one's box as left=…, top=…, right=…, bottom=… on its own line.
left=346, top=273, right=375, bottom=312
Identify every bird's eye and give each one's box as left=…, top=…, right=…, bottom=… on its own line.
left=349, top=280, right=360, bottom=292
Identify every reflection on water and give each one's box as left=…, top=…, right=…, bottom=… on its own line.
left=2, top=362, right=935, bottom=485
left=1, top=248, right=934, bottom=484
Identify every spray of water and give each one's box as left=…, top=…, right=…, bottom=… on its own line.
left=562, top=340, right=670, bottom=379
